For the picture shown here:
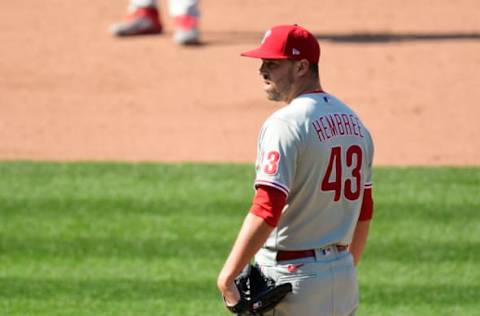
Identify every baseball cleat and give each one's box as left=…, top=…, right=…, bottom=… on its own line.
left=110, top=7, right=162, bottom=36
left=173, top=15, right=200, bottom=45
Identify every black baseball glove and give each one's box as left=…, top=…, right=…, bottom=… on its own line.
left=226, top=264, right=293, bottom=316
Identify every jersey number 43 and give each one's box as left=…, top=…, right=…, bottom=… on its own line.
left=321, top=145, right=362, bottom=202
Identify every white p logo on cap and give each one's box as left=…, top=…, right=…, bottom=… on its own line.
left=261, top=30, right=272, bottom=44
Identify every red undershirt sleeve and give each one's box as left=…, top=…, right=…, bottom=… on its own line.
left=358, top=187, right=374, bottom=221
left=249, top=185, right=287, bottom=227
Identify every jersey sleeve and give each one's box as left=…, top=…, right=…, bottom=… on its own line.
left=254, top=118, right=301, bottom=197
left=363, top=129, right=374, bottom=188
left=249, top=185, right=287, bottom=227
left=359, top=130, right=375, bottom=221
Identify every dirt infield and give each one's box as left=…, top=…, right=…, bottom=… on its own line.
left=1, top=0, right=479, bottom=165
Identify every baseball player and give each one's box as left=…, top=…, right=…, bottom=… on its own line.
left=217, top=24, right=374, bottom=316
left=110, top=0, right=200, bottom=45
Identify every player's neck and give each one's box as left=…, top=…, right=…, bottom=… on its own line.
left=286, top=79, right=322, bottom=103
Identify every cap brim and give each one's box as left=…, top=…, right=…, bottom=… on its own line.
left=240, top=48, right=289, bottom=60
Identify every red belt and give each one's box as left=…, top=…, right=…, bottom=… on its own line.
left=276, top=245, right=348, bottom=261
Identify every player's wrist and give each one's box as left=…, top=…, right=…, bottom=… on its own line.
left=217, top=270, right=236, bottom=292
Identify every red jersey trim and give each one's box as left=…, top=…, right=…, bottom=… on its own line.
left=250, top=185, right=287, bottom=227
left=302, top=89, right=325, bottom=94
left=358, top=187, right=374, bottom=221
left=254, top=180, right=289, bottom=197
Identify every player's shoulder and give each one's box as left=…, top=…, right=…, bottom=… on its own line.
left=260, top=103, right=306, bottom=141
left=268, top=94, right=318, bottom=123
left=269, top=92, right=340, bottom=122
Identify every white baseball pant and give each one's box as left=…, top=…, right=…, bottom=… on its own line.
left=129, top=0, right=200, bottom=17
left=255, top=246, right=359, bottom=316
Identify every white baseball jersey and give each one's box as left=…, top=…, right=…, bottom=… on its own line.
left=254, top=91, right=374, bottom=251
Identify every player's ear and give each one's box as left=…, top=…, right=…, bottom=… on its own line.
left=295, top=59, right=310, bottom=77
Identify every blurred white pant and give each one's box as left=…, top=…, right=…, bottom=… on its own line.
left=256, top=246, right=359, bottom=316
left=129, top=0, right=199, bottom=17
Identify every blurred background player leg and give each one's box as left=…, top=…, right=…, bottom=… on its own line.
left=110, top=0, right=200, bottom=45
left=169, top=0, right=200, bottom=45
left=110, top=0, right=162, bottom=36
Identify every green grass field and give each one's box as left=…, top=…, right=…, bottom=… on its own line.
left=0, top=162, right=479, bottom=316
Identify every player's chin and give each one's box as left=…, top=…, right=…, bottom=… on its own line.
left=264, top=84, right=281, bottom=100
left=265, top=91, right=282, bottom=102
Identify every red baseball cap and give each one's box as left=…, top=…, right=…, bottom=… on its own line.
left=241, top=24, right=320, bottom=64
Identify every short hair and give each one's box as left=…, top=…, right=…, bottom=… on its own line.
left=309, top=63, right=319, bottom=79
